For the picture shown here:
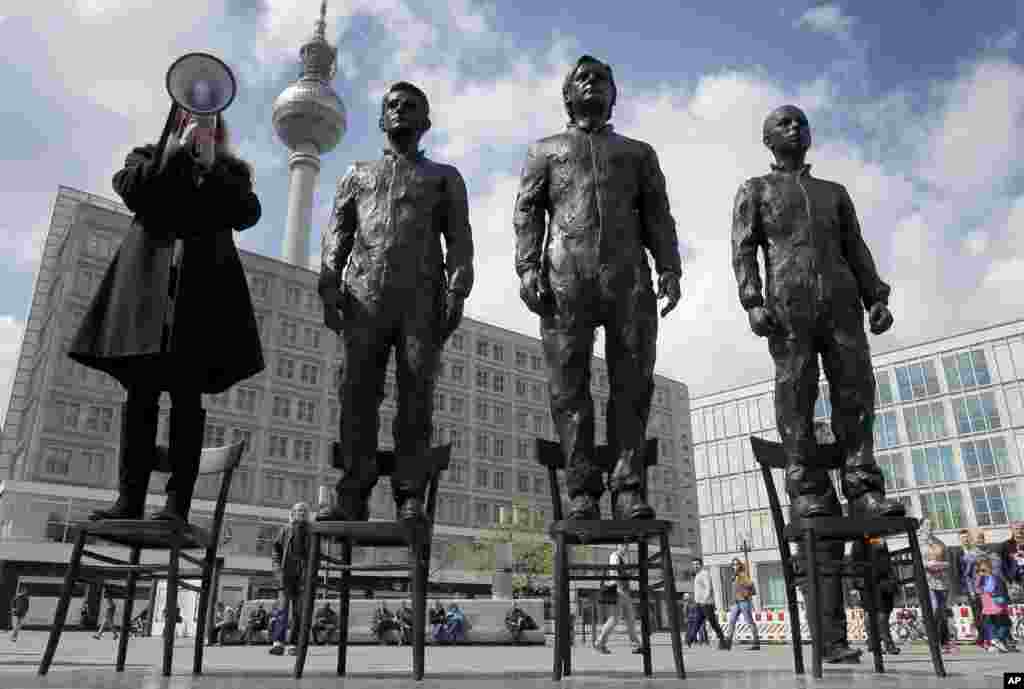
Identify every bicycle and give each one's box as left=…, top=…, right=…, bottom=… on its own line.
left=890, top=608, right=928, bottom=645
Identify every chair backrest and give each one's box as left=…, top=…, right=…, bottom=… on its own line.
left=535, top=438, right=659, bottom=522
left=329, top=442, right=451, bottom=524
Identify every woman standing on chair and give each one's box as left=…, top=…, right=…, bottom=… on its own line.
left=70, top=112, right=264, bottom=523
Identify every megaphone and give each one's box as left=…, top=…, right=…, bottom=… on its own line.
left=155, top=53, right=237, bottom=173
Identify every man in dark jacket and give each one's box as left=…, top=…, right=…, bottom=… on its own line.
left=270, top=502, right=309, bottom=655
left=513, top=55, right=682, bottom=520
left=75, top=113, right=263, bottom=522
left=319, top=82, right=473, bottom=523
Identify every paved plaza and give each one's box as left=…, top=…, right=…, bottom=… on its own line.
left=0, top=632, right=1019, bottom=689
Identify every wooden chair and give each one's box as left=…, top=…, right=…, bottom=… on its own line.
left=293, top=442, right=450, bottom=681
left=750, top=436, right=946, bottom=679
left=536, top=438, right=685, bottom=681
left=38, top=405, right=244, bottom=678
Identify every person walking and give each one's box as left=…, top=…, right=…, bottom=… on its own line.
left=594, top=544, right=642, bottom=654
left=93, top=591, right=117, bottom=640
left=9, top=588, right=29, bottom=642
left=270, top=502, right=309, bottom=656
left=691, top=558, right=727, bottom=649
left=724, top=559, right=760, bottom=650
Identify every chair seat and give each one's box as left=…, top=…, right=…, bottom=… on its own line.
left=549, top=519, right=673, bottom=545
left=310, top=519, right=430, bottom=547
left=783, top=516, right=918, bottom=542
left=81, top=519, right=213, bottom=550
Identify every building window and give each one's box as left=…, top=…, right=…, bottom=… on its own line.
left=286, top=285, right=301, bottom=307
left=516, top=379, right=527, bottom=397
left=449, top=461, right=465, bottom=484
left=276, top=357, right=295, bottom=379
left=873, top=411, right=899, bottom=449
left=531, top=383, right=543, bottom=402
left=533, top=414, right=545, bottom=434
left=972, top=482, right=1022, bottom=527
left=492, top=344, right=504, bottom=362
left=894, top=361, right=941, bottom=401
left=492, top=373, right=505, bottom=393
left=43, top=447, right=72, bottom=475
left=942, top=350, right=992, bottom=392
left=493, top=471, right=504, bottom=490
left=236, top=388, right=258, bottom=413
left=517, top=439, right=530, bottom=459
left=875, top=370, right=895, bottom=407
left=475, top=400, right=489, bottom=421
left=877, top=452, right=907, bottom=491
left=476, top=432, right=490, bottom=456
left=450, top=333, right=464, bottom=351
left=448, top=428, right=462, bottom=449
left=280, top=319, right=297, bottom=345
left=203, top=423, right=226, bottom=447
left=518, top=472, right=530, bottom=492
left=476, top=338, right=489, bottom=357
left=300, top=363, right=319, bottom=385
left=476, top=369, right=489, bottom=390
left=903, top=401, right=948, bottom=443
left=960, top=437, right=1016, bottom=480
left=264, top=475, right=285, bottom=501
left=296, top=399, right=317, bottom=423
left=756, top=562, right=787, bottom=607
left=493, top=437, right=504, bottom=457
left=272, top=395, right=291, bottom=419
left=268, top=435, right=289, bottom=458
left=952, top=393, right=1001, bottom=435
left=476, top=467, right=489, bottom=488
left=451, top=364, right=464, bottom=383
left=919, top=489, right=965, bottom=530
left=493, top=405, right=505, bottom=424
left=450, top=396, right=464, bottom=415
left=517, top=410, right=528, bottom=431
left=911, top=445, right=958, bottom=485
left=84, top=450, right=105, bottom=479
left=531, top=355, right=543, bottom=371
left=515, top=351, right=528, bottom=368
left=475, top=502, right=489, bottom=525
left=231, top=428, right=253, bottom=455
left=303, top=327, right=321, bottom=350
left=249, top=275, right=269, bottom=300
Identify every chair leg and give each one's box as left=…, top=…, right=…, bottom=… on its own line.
left=338, top=541, right=352, bottom=676
left=294, top=532, right=320, bottom=679
left=638, top=540, right=652, bottom=677
left=163, top=540, right=181, bottom=677
left=559, top=534, right=571, bottom=677
left=785, top=563, right=804, bottom=675
left=412, top=539, right=427, bottom=681
left=804, top=530, right=823, bottom=679
left=552, top=534, right=563, bottom=681
left=192, top=548, right=216, bottom=675
left=659, top=533, right=686, bottom=679
left=39, top=530, right=86, bottom=676
left=863, top=550, right=884, bottom=674
left=116, top=546, right=141, bottom=672
left=907, top=528, right=946, bottom=678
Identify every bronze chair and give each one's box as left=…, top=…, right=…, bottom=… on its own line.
left=750, top=435, right=945, bottom=679
left=293, top=442, right=450, bottom=681
left=536, top=437, right=685, bottom=681
left=38, top=404, right=244, bottom=678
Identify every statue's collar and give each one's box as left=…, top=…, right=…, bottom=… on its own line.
left=770, top=163, right=812, bottom=176
left=568, top=121, right=614, bottom=135
left=383, top=146, right=426, bottom=161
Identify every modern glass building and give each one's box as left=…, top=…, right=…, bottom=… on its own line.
left=690, top=319, right=1024, bottom=611
left=0, top=186, right=698, bottom=628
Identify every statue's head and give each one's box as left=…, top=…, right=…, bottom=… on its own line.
left=762, top=104, right=811, bottom=156
left=563, top=55, right=617, bottom=123
left=291, top=502, right=310, bottom=523
left=379, top=81, right=431, bottom=138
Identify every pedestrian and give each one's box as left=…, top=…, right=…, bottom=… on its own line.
left=922, top=537, right=956, bottom=653
left=242, top=603, right=269, bottom=645
left=9, top=587, right=29, bottom=642
left=593, top=544, right=642, bottom=654
left=957, top=528, right=986, bottom=647
left=270, top=502, right=309, bottom=656
left=724, top=559, right=760, bottom=651
left=690, top=558, right=727, bottom=649
left=976, top=558, right=1011, bottom=653
left=93, top=591, right=117, bottom=640
left=683, top=593, right=703, bottom=648
left=213, top=602, right=238, bottom=645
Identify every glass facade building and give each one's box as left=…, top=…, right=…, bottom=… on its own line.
left=690, top=319, right=1024, bottom=610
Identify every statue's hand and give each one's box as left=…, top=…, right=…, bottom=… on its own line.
left=321, top=287, right=346, bottom=334
left=747, top=306, right=778, bottom=337
left=657, top=272, right=681, bottom=317
left=442, top=291, right=465, bottom=341
left=519, top=268, right=552, bottom=316
left=869, top=302, right=893, bottom=335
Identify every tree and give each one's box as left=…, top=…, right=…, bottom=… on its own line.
left=447, top=500, right=556, bottom=596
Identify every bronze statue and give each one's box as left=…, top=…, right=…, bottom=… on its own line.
left=732, top=105, right=903, bottom=663
left=72, top=113, right=264, bottom=522
left=319, top=82, right=473, bottom=522
left=513, top=55, right=682, bottom=520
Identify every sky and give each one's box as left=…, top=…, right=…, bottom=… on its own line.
left=0, top=1, right=1022, bottom=426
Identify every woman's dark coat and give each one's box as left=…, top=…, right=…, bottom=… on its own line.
left=69, top=144, right=264, bottom=393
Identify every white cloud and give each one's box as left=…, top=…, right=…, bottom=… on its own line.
left=0, top=315, right=26, bottom=429
left=795, top=3, right=856, bottom=41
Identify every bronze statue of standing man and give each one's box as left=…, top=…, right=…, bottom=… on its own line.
left=731, top=104, right=902, bottom=521
left=319, top=82, right=473, bottom=522
left=514, top=55, right=682, bottom=520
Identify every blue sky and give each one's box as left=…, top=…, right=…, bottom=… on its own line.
left=1, top=1, right=1023, bottom=423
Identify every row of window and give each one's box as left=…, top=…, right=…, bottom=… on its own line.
left=695, top=344, right=1018, bottom=444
